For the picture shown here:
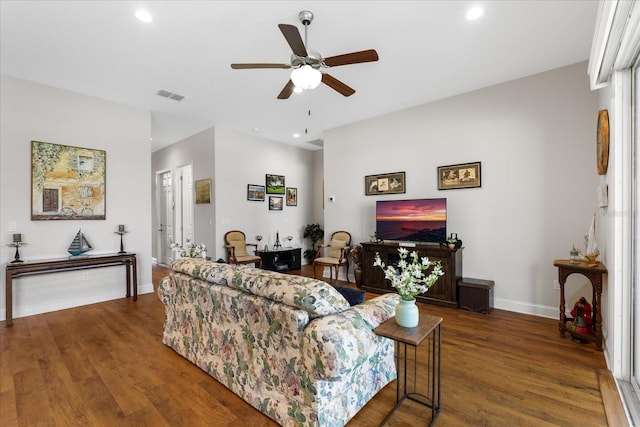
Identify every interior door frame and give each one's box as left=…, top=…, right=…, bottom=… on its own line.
left=155, top=169, right=173, bottom=266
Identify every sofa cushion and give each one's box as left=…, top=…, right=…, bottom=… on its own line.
left=223, top=267, right=351, bottom=317
left=171, top=257, right=232, bottom=285
left=334, top=286, right=366, bottom=306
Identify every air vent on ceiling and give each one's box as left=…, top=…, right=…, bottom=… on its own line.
left=157, top=89, right=185, bottom=101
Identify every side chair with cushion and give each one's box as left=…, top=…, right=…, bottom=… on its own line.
left=313, top=231, right=351, bottom=283
left=224, top=230, right=263, bottom=268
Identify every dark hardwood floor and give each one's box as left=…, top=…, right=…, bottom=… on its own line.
left=0, top=264, right=624, bottom=426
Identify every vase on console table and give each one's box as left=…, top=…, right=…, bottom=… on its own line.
left=395, top=297, right=419, bottom=327
left=354, top=267, right=363, bottom=287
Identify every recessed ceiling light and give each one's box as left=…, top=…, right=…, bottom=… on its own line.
left=135, top=10, right=153, bottom=23
left=252, top=127, right=260, bottom=132
left=293, top=87, right=303, bottom=94
left=466, top=6, right=484, bottom=21
left=293, top=133, right=300, bottom=138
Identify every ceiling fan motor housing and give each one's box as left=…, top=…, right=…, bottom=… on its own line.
left=298, top=10, right=313, bottom=25
left=290, top=51, right=322, bottom=69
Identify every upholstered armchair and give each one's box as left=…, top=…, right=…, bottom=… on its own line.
left=224, top=230, right=263, bottom=268
left=313, top=231, right=351, bottom=283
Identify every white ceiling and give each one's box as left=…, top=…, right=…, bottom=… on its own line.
left=0, top=1, right=598, bottom=152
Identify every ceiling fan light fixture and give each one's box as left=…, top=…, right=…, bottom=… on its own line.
left=291, top=65, right=321, bottom=90
left=466, top=6, right=484, bottom=20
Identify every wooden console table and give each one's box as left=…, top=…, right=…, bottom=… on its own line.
left=5, top=253, right=137, bottom=327
left=554, top=259, right=607, bottom=351
left=374, top=314, right=442, bottom=426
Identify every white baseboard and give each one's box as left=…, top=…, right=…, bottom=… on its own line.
left=1, top=282, right=156, bottom=322
left=494, top=297, right=557, bottom=319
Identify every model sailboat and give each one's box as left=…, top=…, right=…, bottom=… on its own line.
left=68, top=228, right=93, bottom=256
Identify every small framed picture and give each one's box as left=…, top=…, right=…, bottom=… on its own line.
left=438, top=161, right=482, bottom=190
left=247, top=184, right=265, bottom=201
left=266, top=174, right=285, bottom=194
left=365, top=171, right=406, bottom=196
left=195, top=179, right=211, bottom=204
left=286, top=187, right=297, bottom=206
left=269, top=196, right=283, bottom=211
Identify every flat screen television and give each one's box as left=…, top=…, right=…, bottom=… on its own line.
left=376, top=198, right=447, bottom=244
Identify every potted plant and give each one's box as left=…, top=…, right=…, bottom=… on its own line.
left=446, top=233, right=462, bottom=249
left=374, top=248, right=443, bottom=327
left=446, top=237, right=457, bottom=249
left=170, top=238, right=207, bottom=258
left=303, top=223, right=324, bottom=262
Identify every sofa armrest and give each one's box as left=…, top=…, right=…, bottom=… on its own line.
left=301, top=293, right=398, bottom=381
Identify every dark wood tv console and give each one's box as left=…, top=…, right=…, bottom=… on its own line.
left=361, top=242, right=462, bottom=307
left=258, top=247, right=301, bottom=272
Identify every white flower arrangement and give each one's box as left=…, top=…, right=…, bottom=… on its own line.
left=170, top=239, right=207, bottom=258
left=373, top=247, right=444, bottom=301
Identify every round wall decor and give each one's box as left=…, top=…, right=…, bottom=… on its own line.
left=597, top=109, right=609, bottom=175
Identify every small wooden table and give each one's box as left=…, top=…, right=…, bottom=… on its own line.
left=5, top=253, right=137, bottom=327
left=374, top=314, right=443, bottom=426
left=554, top=259, right=607, bottom=351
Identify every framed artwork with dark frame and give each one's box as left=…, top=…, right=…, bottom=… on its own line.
left=438, top=161, right=482, bottom=190
left=266, top=174, right=285, bottom=194
left=365, top=171, right=406, bottom=196
left=31, top=140, right=106, bottom=220
left=286, top=187, right=297, bottom=206
left=269, top=196, right=283, bottom=211
left=195, top=179, right=211, bottom=204
left=247, top=184, right=265, bottom=201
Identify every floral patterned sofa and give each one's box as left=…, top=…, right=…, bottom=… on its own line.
left=157, top=258, right=398, bottom=427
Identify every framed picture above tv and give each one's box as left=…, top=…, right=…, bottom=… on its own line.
left=365, top=171, right=405, bottom=196
left=438, top=162, right=481, bottom=190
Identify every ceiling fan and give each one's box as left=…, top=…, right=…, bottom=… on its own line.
left=230, top=10, right=379, bottom=99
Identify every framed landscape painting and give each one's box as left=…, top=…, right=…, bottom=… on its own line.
left=247, top=184, right=265, bottom=201
left=266, top=174, right=285, bottom=194
left=31, top=140, right=106, bottom=220
left=269, top=196, right=283, bottom=211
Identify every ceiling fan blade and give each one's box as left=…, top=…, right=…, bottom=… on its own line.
left=231, top=63, right=291, bottom=69
left=322, top=74, right=356, bottom=97
left=278, top=24, right=308, bottom=57
left=323, top=49, right=379, bottom=67
left=277, top=80, right=295, bottom=100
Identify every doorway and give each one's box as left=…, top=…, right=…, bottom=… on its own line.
left=157, top=171, right=173, bottom=265
left=174, top=164, right=194, bottom=247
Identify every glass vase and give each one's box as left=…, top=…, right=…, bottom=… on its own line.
left=395, top=297, right=419, bottom=327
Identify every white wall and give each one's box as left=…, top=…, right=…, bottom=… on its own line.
left=151, top=127, right=216, bottom=259
left=0, top=75, right=153, bottom=321
left=323, top=62, right=600, bottom=317
left=213, top=127, right=315, bottom=262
